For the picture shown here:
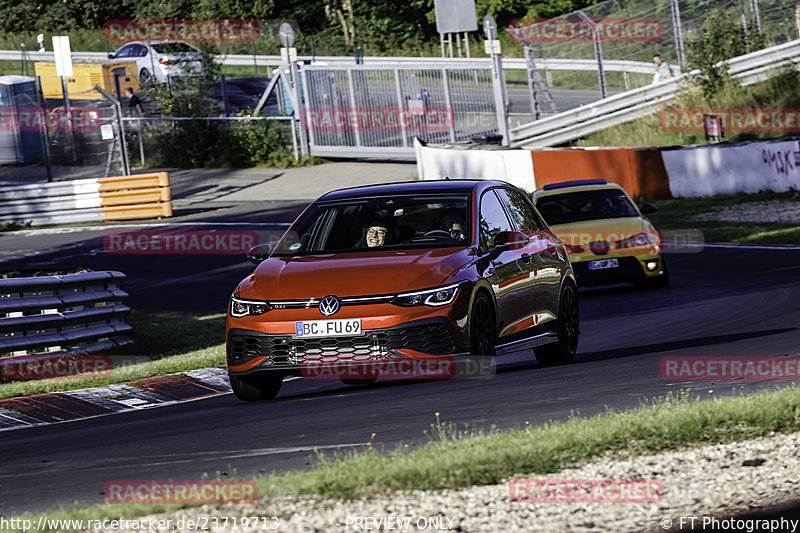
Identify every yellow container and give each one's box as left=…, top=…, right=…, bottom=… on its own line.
left=34, top=59, right=140, bottom=100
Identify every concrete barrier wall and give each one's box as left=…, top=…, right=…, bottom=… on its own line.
left=415, top=137, right=800, bottom=199
left=414, top=139, right=536, bottom=192
left=662, top=139, right=800, bottom=197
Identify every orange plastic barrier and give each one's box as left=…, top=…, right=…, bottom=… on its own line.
left=530, top=148, right=672, bottom=199
left=98, top=172, right=172, bottom=221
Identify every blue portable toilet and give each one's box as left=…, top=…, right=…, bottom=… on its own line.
left=0, top=75, right=43, bottom=164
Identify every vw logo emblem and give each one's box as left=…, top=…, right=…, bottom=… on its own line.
left=319, top=295, right=341, bottom=316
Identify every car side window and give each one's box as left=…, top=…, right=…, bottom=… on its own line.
left=114, top=45, right=132, bottom=58
left=133, top=45, right=148, bottom=57
left=479, top=190, right=514, bottom=252
left=496, top=188, right=543, bottom=232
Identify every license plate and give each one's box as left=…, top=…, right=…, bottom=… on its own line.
left=294, top=319, right=362, bottom=337
left=588, top=258, right=619, bottom=270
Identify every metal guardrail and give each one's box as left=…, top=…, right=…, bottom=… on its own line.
left=510, top=39, right=800, bottom=147
left=0, top=173, right=173, bottom=226
left=0, top=270, right=132, bottom=358
left=0, top=49, right=656, bottom=74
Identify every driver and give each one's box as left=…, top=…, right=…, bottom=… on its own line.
left=365, top=222, right=391, bottom=247
left=438, top=209, right=465, bottom=241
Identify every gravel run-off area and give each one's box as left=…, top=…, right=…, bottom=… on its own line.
left=91, top=430, right=800, bottom=533
left=691, top=200, right=800, bottom=223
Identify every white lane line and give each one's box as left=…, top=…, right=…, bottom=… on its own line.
left=2, top=222, right=291, bottom=236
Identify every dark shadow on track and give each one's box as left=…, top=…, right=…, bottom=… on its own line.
left=579, top=328, right=796, bottom=362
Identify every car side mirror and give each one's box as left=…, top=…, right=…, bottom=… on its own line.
left=640, top=203, right=658, bottom=214
left=108, top=53, right=114, bottom=59
left=246, top=244, right=271, bottom=265
left=495, top=230, right=529, bottom=251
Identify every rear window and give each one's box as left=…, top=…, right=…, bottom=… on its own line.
left=273, top=194, right=471, bottom=256
left=535, top=189, right=639, bottom=225
left=151, top=43, right=196, bottom=54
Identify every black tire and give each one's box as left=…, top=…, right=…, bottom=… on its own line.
left=139, top=69, right=153, bottom=87
left=469, top=292, right=496, bottom=370
left=230, top=374, right=282, bottom=401
left=534, top=282, right=579, bottom=365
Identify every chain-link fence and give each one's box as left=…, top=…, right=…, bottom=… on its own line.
left=0, top=82, right=127, bottom=183
left=511, top=0, right=800, bottom=100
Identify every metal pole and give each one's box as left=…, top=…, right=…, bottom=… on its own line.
left=669, top=0, right=685, bottom=70
left=750, top=0, right=762, bottom=34
left=524, top=44, right=540, bottom=121
left=251, top=42, right=258, bottom=75
left=290, top=58, right=309, bottom=157
left=137, top=118, right=145, bottom=166
left=345, top=68, right=362, bottom=148
left=220, top=73, right=230, bottom=116
left=740, top=0, right=750, bottom=49
left=464, top=33, right=470, bottom=58
left=394, top=68, right=409, bottom=147
left=35, top=76, right=53, bottom=182
left=577, top=11, right=606, bottom=99
left=483, top=16, right=508, bottom=145
left=441, top=68, right=456, bottom=142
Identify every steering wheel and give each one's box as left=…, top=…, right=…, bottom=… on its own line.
left=422, top=229, right=452, bottom=237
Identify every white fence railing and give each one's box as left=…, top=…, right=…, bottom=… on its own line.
left=0, top=49, right=656, bottom=74
left=510, top=39, right=800, bottom=147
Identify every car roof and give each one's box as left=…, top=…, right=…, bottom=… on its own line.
left=317, top=179, right=509, bottom=202
left=124, top=40, right=192, bottom=45
left=532, top=180, right=626, bottom=199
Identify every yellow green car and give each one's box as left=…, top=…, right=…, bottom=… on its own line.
left=531, top=179, right=668, bottom=288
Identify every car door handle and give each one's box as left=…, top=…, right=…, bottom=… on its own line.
left=521, top=253, right=532, bottom=264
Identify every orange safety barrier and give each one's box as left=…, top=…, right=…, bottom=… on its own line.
left=530, top=148, right=672, bottom=199
left=98, top=172, right=172, bottom=221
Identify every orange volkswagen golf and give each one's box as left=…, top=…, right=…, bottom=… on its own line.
left=227, top=180, right=578, bottom=401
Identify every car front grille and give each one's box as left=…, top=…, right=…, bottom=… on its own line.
left=227, top=322, right=456, bottom=367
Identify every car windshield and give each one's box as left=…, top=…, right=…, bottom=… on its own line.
left=273, top=194, right=470, bottom=256
left=535, top=189, right=639, bottom=225
left=151, top=42, right=196, bottom=54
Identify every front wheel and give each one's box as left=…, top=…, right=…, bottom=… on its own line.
left=534, top=282, right=579, bottom=365
left=230, top=375, right=282, bottom=401
left=469, top=292, right=496, bottom=370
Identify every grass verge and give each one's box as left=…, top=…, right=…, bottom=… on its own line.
left=576, top=68, right=800, bottom=147
left=641, top=190, right=800, bottom=245
left=19, top=385, right=800, bottom=531
left=0, top=310, right=226, bottom=400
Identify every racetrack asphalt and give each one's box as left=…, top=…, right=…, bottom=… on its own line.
left=2, top=162, right=800, bottom=520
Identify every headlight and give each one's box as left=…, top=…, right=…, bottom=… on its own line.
left=230, top=296, right=272, bottom=318
left=391, top=283, right=461, bottom=307
left=616, top=232, right=657, bottom=248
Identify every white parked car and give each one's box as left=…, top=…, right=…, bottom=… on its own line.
left=110, top=40, right=203, bottom=85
